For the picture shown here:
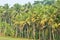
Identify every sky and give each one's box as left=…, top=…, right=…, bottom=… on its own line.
left=0, top=0, right=36, bottom=6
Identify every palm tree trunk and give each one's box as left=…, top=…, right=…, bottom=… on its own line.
left=52, top=29, right=55, bottom=40
left=27, top=28, right=29, bottom=39
left=39, top=29, right=40, bottom=40
left=15, top=26, right=18, bottom=37
left=33, top=23, right=35, bottom=40
left=42, top=30, right=45, bottom=40
left=49, top=26, right=52, bottom=40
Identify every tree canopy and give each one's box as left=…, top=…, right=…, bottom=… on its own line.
left=0, top=0, right=60, bottom=40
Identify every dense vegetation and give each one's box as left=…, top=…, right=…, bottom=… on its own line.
left=0, top=0, right=60, bottom=40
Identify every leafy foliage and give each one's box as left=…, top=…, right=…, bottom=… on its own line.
left=0, top=0, right=60, bottom=40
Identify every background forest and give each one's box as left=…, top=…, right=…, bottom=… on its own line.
left=0, top=0, right=60, bottom=40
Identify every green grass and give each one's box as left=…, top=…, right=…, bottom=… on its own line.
left=0, top=36, right=33, bottom=40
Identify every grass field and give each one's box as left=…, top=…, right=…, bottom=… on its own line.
left=0, top=36, right=33, bottom=40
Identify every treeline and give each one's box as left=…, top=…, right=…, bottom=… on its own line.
left=0, top=0, right=60, bottom=40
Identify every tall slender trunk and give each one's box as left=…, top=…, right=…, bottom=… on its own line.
left=39, top=29, right=40, bottom=40
left=4, top=19, right=6, bottom=36
left=52, top=29, right=55, bottom=40
left=33, top=23, right=35, bottom=40
left=22, top=30, right=23, bottom=38
left=49, top=26, right=52, bottom=40
left=42, top=29, right=45, bottom=40
left=15, top=26, right=18, bottom=37
left=27, top=28, right=29, bottom=39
